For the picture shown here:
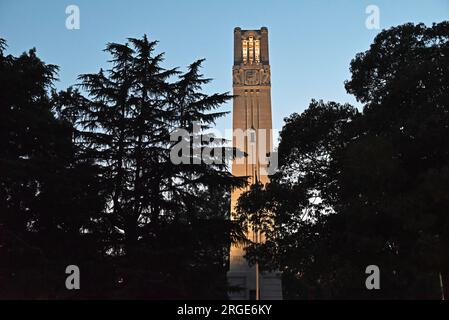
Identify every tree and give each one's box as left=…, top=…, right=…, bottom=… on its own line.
left=56, top=35, right=245, bottom=298
left=236, top=100, right=361, bottom=299
left=239, top=21, right=449, bottom=300
left=1, top=35, right=245, bottom=299
left=344, top=21, right=449, bottom=298
left=0, top=40, right=108, bottom=298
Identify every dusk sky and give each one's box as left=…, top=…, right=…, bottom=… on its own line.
left=1, top=0, right=448, bottom=138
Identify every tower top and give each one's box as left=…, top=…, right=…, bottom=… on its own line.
left=234, top=26, right=268, bottom=33
left=234, top=27, right=269, bottom=66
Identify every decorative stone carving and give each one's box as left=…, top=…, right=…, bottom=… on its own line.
left=260, top=65, right=270, bottom=85
left=244, top=69, right=260, bottom=85
left=233, top=66, right=270, bottom=86
left=233, top=68, right=244, bottom=85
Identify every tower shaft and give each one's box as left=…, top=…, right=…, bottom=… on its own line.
left=228, top=27, right=282, bottom=300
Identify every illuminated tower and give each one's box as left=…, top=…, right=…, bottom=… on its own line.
left=227, top=27, right=282, bottom=300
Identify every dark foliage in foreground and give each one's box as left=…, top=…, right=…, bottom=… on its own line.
left=1, top=21, right=449, bottom=300
left=0, top=36, right=245, bottom=299
left=236, top=22, right=449, bottom=299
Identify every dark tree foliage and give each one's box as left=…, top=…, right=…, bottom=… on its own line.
left=0, top=36, right=245, bottom=299
left=342, top=21, right=449, bottom=299
left=236, top=22, right=449, bottom=299
left=0, top=40, right=108, bottom=298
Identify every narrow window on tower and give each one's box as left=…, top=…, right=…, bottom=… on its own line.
left=242, top=40, right=248, bottom=64
left=248, top=36, right=254, bottom=64
left=249, top=129, right=256, bottom=143
left=255, top=39, right=260, bottom=63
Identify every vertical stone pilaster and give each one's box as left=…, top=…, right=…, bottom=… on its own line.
left=234, top=27, right=242, bottom=65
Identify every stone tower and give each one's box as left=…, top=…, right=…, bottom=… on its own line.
left=227, top=27, right=282, bottom=300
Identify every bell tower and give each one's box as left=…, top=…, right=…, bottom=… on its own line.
left=228, top=27, right=282, bottom=300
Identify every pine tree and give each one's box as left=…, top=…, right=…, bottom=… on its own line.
left=56, top=35, right=246, bottom=297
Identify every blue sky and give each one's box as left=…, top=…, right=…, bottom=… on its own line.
left=1, top=0, right=448, bottom=136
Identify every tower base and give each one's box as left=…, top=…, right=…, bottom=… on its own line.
left=227, top=267, right=283, bottom=300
